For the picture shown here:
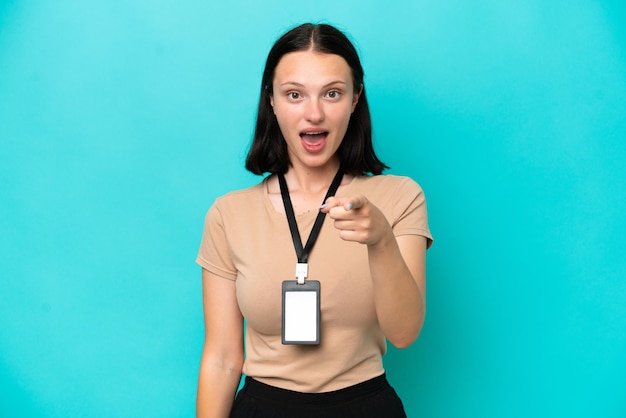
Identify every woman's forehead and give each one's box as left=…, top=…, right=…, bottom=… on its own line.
left=273, top=51, right=352, bottom=86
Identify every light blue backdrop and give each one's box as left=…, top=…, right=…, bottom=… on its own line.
left=1, top=1, right=625, bottom=417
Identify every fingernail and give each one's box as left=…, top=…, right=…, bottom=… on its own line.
left=320, top=203, right=327, bottom=209
left=347, top=203, right=353, bottom=210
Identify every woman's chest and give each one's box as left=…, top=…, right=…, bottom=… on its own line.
left=232, top=222, right=377, bottom=336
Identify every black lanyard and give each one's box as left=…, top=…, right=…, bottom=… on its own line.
left=278, top=169, right=344, bottom=265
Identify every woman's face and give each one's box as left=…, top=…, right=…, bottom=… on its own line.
left=270, top=50, right=360, bottom=172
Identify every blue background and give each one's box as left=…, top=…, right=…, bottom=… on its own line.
left=1, top=1, right=625, bottom=417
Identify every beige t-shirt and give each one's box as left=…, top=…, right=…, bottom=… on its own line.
left=197, top=174, right=432, bottom=392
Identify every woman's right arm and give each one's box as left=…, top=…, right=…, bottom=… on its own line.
left=196, top=268, right=244, bottom=418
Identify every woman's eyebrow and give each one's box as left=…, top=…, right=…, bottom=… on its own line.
left=279, top=80, right=348, bottom=88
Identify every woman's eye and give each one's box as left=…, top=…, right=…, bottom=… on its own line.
left=327, top=90, right=341, bottom=99
left=288, top=92, right=300, bottom=100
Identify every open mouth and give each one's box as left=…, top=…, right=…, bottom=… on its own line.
left=300, top=131, right=329, bottom=152
left=300, top=131, right=329, bottom=141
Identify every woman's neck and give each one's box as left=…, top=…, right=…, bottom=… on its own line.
left=266, top=159, right=353, bottom=215
left=283, top=160, right=341, bottom=195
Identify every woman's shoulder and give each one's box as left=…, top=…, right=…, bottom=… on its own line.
left=355, top=173, right=424, bottom=194
left=212, top=180, right=267, bottom=210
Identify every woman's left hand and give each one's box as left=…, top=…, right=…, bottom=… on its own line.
left=320, top=195, right=392, bottom=247
left=322, top=194, right=427, bottom=348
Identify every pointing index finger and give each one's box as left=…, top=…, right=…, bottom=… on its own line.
left=320, top=196, right=339, bottom=213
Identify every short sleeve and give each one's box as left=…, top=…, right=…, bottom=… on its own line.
left=391, top=177, right=433, bottom=249
left=196, top=202, right=238, bottom=280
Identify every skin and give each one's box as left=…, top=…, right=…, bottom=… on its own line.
left=196, top=269, right=243, bottom=418
left=196, top=48, right=427, bottom=418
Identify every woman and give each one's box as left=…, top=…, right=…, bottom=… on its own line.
left=196, top=23, right=433, bottom=418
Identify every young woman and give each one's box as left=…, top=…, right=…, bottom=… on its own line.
left=196, top=23, right=433, bottom=418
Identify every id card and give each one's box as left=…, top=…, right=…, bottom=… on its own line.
left=282, top=280, right=320, bottom=345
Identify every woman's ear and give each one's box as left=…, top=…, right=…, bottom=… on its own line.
left=351, top=84, right=363, bottom=112
left=269, top=94, right=275, bottom=114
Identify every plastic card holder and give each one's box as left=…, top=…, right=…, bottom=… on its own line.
left=282, top=280, right=320, bottom=345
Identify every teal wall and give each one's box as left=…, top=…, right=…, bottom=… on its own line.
left=1, top=1, right=625, bottom=417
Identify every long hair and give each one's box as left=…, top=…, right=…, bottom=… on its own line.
left=245, top=23, right=388, bottom=176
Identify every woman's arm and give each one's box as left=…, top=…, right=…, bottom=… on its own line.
left=197, top=268, right=244, bottom=418
left=322, top=196, right=427, bottom=348
left=367, top=232, right=427, bottom=348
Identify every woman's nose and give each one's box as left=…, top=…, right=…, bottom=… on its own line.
left=304, top=99, right=324, bottom=123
